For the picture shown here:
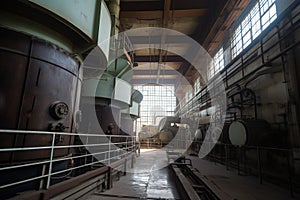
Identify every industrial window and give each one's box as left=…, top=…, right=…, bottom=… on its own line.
left=231, top=0, right=277, bottom=59
left=260, top=0, right=277, bottom=30
left=208, top=48, right=225, bottom=79
left=183, top=89, right=193, bottom=104
left=241, top=14, right=252, bottom=48
left=194, top=77, right=201, bottom=94
left=251, top=3, right=261, bottom=39
left=214, top=48, right=225, bottom=73
left=134, top=85, right=177, bottom=133
left=232, top=26, right=243, bottom=58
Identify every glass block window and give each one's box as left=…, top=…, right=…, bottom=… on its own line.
left=231, top=0, right=277, bottom=59
left=194, top=77, right=201, bottom=94
left=208, top=48, right=225, bottom=79
left=134, top=85, right=177, bottom=133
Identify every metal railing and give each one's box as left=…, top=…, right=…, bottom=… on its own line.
left=0, top=129, right=137, bottom=192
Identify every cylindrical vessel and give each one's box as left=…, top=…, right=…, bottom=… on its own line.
left=159, top=129, right=174, bottom=144
left=0, top=0, right=111, bottom=198
left=120, top=113, right=134, bottom=135
left=228, top=120, right=270, bottom=146
left=0, top=28, right=82, bottom=198
left=0, top=28, right=82, bottom=163
left=210, top=123, right=230, bottom=144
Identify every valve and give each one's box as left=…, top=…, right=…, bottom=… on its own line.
left=49, top=101, right=69, bottom=120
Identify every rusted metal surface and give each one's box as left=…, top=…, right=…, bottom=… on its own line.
left=95, top=105, right=121, bottom=136
left=47, top=166, right=109, bottom=196
left=9, top=153, right=134, bottom=200
left=8, top=166, right=109, bottom=200
left=0, top=28, right=81, bottom=163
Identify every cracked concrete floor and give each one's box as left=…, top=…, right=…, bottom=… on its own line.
left=87, top=149, right=180, bottom=200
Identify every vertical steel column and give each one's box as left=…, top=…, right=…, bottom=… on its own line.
left=131, top=136, right=134, bottom=153
left=124, top=158, right=127, bottom=176
left=237, top=147, right=241, bottom=175
left=107, top=167, right=112, bottom=189
left=225, top=144, right=229, bottom=170
left=131, top=154, right=134, bottom=168
left=46, top=133, right=56, bottom=189
left=257, top=147, right=262, bottom=184
left=287, top=150, right=294, bottom=197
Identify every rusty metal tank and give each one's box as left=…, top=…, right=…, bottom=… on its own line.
left=0, top=28, right=82, bottom=163
left=0, top=0, right=111, bottom=198
left=228, top=120, right=271, bottom=146
left=210, top=123, right=230, bottom=144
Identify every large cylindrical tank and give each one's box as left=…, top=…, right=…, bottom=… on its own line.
left=0, top=28, right=83, bottom=199
left=96, top=105, right=121, bottom=136
left=210, top=123, right=230, bottom=144
left=159, top=129, right=174, bottom=144
left=0, top=28, right=82, bottom=163
left=0, top=1, right=111, bottom=198
left=228, top=120, right=271, bottom=146
left=120, top=113, right=134, bottom=135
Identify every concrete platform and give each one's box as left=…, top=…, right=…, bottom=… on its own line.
left=87, top=149, right=180, bottom=200
left=187, top=156, right=299, bottom=200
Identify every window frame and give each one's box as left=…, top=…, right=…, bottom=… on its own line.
left=230, top=0, right=277, bottom=59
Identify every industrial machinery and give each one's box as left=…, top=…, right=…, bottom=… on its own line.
left=228, top=119, right=272, bottom=146
left=0, top=0, right=111, bottom=198
left=138, top=117, right=183, bottom=146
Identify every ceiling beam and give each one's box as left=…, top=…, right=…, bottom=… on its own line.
left=120, top=0, right=207, bottom=11
left=135, top=55, right=185, bottom=63
left=172, top=9, right=208, bottom=17
left=120, top=1, right=163, bottom=11
left=171, top=0, right=208, bottom=10
left=131, top=78, right=177, bottom=85
left=133, top=70, right=179, bottom=75
left=120, top=9, right=208, bottom=19
left=128, top=35, right=191, bottom=44
left=163, top=0, right=171, bottom=28
left=120, top=10, right=162, bottom=19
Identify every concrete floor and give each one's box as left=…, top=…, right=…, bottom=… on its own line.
left=86, top=150, right=299, bottom=200
left=87, top=149, right=180, bottom=200
left=188, top=156, right=299, bottom=200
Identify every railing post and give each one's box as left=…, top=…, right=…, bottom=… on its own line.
left=237, top=147, right=240, bottom=175
left=131, top=136, right=134, bottom=153
left=108, top=136, right=111, bottom=165
left=46, top=133, right=56, bottom=189
left=225, top=144, right=228, bottom=170
left=39, top=164, right=46, bottom=189
left=257, top=147, right=262, bottom=184
left=124, top=158, right=127, bottom=175
left=287, top=150, right=294, bottom=197
left=131, top=153, right=134, bottom=168
left=125, top=137, right=128, bottom=155
left=107, top=167, right=112, bottom=189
